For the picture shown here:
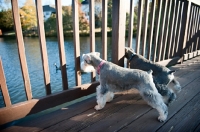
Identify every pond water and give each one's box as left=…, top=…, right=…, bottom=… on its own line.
left=0, top=36, right=136, bottom=108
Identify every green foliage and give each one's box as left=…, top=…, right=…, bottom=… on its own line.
left=0, top=9, right=13, bottom=31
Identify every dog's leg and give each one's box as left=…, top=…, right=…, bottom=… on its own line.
left=141, top=90, right=168, bottom=122
left=94, top=85, right=107, bottom=110
left=171, top=78, right=181, bottom=92
left=105, top=91, right=114, bottom=102
left=156, top=84, right=176, bottom=105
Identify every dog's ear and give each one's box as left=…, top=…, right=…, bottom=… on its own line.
left=83, top=54, right=91, bottom=63
left=168, top=70, right=175, bottom=74
left=95, top=52, right=100, bottom=57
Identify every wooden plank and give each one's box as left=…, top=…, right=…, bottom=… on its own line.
left=161, top=0, right=172, bottom=60
left=102, top=0, right=108, bottom=60
left=167, top=0, right=177, bottom=59
left=187, top=5, right=194, bottom=53
left=42, top=90, right=142, bottom=132
left=35, top=0, right=52, bottom=95
left=0, top=57, right=11, bottom=107
left=171, top=1, right=181, bottom=58
left=119, top=75, right=200, bottom=132
left=152, top=0, right=163, bottom=62
left=72, top=0, right=81, bottom=86
left=141, top=0, right=149, bottom=57
left=11, top=0, right=32, bottom=100
left=136, top=0, right=143, bottom=54
left=179, top=1, right=191, bottom=63
left=55, top=0, right=68, bottom=90
left=158, top=91, right=200, bottom=132
left=127, top=0, right=134, bottom=48
left=157, top=0, right=168, bottom=62
left=0, top=81, right=99, bottom=125
left=111, top=0, right=126, bottom=66
left=174, top=2, right=184, bottom=57
left=147, top=0, right=156, bottom=60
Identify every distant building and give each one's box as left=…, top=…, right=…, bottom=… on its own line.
left=43, top=5, right=56, bottom=21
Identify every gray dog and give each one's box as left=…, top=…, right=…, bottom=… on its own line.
left=81, top=52, right=168, bottom=122
left=125, top=47, right=181, bottom=105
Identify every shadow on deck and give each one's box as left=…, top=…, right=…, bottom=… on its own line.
left=2, top=56, right=200, bottom=132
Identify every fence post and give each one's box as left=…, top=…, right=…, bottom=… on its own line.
left=111, top=0, right=126, bottom=66
left=179, top=0, right=191, bottom=63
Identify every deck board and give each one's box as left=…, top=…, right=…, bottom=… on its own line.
left=1, top=56, right=200, bottom=132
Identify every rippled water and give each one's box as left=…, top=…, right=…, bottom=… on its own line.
left=0, top=36, right=136, bottom=108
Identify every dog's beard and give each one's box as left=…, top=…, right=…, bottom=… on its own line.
left=81, top=61, right=95, bottom=72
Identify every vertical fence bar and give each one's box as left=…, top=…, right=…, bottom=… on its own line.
left=195, top=8, right=200, bottom=51
left=162, top=0, right=172, bottom=60
left=0, top=57, right=11, bottom=107
left=112, top=0, right=126, bottom=66
left=141, top=0, right=149, bottom=56
left=102, top=0, right=108, bottom=60
left=147, top=0, right=156, bottom=60
left=157, top=0, right=168, bottom=62
left=174, top=1, right=184, bottom=56
left=152, top=0, right=162, bottom=62
left=89, top=0, right=96, bottom=82
left=179, top=0, right=191, bottom=63
left=171, top=1, right=181, bottom=57
left=11, top=0, right=32, bottom=100
left=167, top=0, right=177, bottom=59
left=35, top=0, right=51, bottom=95
left=136, top=0, right=143, bottom=54
left=72, top=0, right=81, bottom=86
left=128, top=0, right=134, bottom=48
left=55, top=0, right=68, bottom=90
left=191, top=6, right=198, bottom=52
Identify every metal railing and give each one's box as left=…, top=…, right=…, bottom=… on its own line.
left=0, top=0, right=199, bottom=125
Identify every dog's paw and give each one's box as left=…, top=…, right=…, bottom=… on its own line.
left=174, top=85, right=181, bottom=93
left=158, top=115, right=167, bottom=122
left=94, top=105, right=102, bottom=110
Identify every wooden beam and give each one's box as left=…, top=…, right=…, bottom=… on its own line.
left=147, top=0, right=156, bottom=60
left=136, top=0, right=143, bottom=54
left=152, top=0, right=162, bottom=62
left=157, top=0, right=168, bottom=62
left=0, top=57, right=11, bottom=107
left=72, top=0, right=81, bottom=86
left=35, top=0, right=52, bottom=95
left=127, top=0, right=134, bottom=48
left=89, top=0, right=96, bottom=82
left=0, top=81, right=99, bottom=125
left=141, top=0, right=149, bottom=57
left=55, top=0, right=68, bottom=90
left=11, top=0, right=32, bottom=100
left=102, top=0, right=108, bottom=60
left=111, top=0, right=126, bottom=66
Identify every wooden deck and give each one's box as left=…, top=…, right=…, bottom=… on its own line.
left=1, top=56, right=200, bottom=132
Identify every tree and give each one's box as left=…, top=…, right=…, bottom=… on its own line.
left=0, top=9, right=13, bottom=32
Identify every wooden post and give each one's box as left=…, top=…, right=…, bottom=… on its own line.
left=111, top=0, right=126, bottom=66
left=127, top=0, right=134, bottom=48
left=89, top=0, right=96, bottom=82
left=179, top=1, right=191, bottom=63
left=35, top=0, right=52, bottom=95
left=11, top=0, right=32, bottom=100
left=147, top=0, right=156, bottom=60
left=102, top=0, right=108, bottom=60
left=0, top=57, right=11, bottom=107
left=72, top=0, right=81, bottom=86
left=55, top=0, right=68, bottom=90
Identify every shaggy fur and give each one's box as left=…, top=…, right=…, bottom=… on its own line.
left=81, top=52, right=168, bottom=122
left=125, top=47, right=181, bottom=105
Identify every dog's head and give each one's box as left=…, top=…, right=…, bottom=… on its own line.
left=81, top=52, right=100, bottom=72
left=125, top=47, right=136, bottom=60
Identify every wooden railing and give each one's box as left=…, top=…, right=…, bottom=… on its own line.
left=0, top=0, right=200, bottom=125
